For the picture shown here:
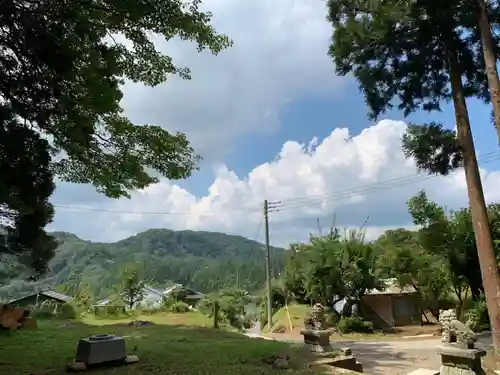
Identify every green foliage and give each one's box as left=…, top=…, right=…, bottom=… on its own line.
left=170, top=301, right=190, bottom=313
left=375, top=226, right=451, bottom=317
left=465, top=298, right=491, bottom=332
left=119, top=264, right=145, bottom=309
left=200, top=288, right=252, bottom=330
left=337, top=316, right=374, bottom=334
left=407, top=190, right=500, bottom=301
left=327, top=0, right=494, bottom=120
left=2, top=229, right=286, bottom=300
left=284, top=228, right=382, bottom=313
left=0, top=106, right=57, bottom=276
left=1, top=0, right=232, bottom=275
left=402, top=123, right=463, bottom=176
left=31, top=300, right=77, bottom=320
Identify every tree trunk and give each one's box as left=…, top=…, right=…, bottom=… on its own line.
left=447, top=44, right=500, bottom=350
left=476, top=0, right=500, bottom=143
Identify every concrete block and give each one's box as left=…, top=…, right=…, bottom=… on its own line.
left=75, top=334, right=126, bottom=365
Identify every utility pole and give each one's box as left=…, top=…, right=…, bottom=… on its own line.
left=264, top=199, right=273, bottom=331
left=236, top=268, right=239, bottom=289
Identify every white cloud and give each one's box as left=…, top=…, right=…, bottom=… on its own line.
left=120, top=0, right=345, bottom=161
left=50, top=120, right=500, bottom=247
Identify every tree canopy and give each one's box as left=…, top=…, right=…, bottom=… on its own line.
left=327, top=0, right=500, bottom=348
left=1, top=0, right=232, bottom=274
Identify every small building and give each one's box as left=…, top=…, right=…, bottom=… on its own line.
left=360, top=278, right=421, bottom=329
left=96, top=283, right=205, bottom=310
left=9, top=290, right=73, bottom=309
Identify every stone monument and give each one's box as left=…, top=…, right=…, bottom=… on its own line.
left=300, top=303, right=334, bottom=353
left=437, top=309, right=485, bottom=375
left=76, top=334, right=127, bottom=365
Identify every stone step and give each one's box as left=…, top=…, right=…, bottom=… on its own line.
left=406, top=369, right=439, bottom=375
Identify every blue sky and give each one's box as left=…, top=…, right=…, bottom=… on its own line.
left=48, top=0, right=500, bottom=246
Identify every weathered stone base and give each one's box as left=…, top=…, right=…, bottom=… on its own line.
left=313, top=355, right=363, bottom=373
left=437, top=346, right=486, bottom=375
left=300, top=329, right=335, bottom=353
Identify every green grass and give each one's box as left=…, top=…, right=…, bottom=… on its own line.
left=81, top=311, right=213, bottom=327
left=0, top=318, right=336, bottom=375
left=265, top=303, right=311, bottom=332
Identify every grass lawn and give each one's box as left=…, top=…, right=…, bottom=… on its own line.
left=0, top=318, right=340, bottom=375
left=80, top=311, right=213, bottom=327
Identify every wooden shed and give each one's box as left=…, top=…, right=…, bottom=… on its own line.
left=360, top=279, right=421, bottom=329
left=9, top=290, right=72, bottom=309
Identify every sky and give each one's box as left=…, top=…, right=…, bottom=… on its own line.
left=48, top=0, right=500, bottom=247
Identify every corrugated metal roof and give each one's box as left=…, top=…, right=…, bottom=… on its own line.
left=143, top=285, right=165, bottom=295
left=40, top=290, right=73, bottom=302
left=365, top=278, right=416, bottom=296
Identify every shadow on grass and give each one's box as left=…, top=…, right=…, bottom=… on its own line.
left=0, top=321, right=341, bottom=375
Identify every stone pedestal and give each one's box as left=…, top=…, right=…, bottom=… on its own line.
left=300, top=329, right=335, bottom=353
left=76, top=334, right=127, bottom=365
left=437, top=346, right=486, bottom=375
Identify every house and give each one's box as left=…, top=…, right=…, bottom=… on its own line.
left=140, top=283, right=205, bottom=308
left=359, top=278, right=421, bottom=329
left=96, top=283, right=205, bottom=310
left=8, top=290, right=72, bottom=309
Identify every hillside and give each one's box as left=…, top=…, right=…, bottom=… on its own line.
left=1, top=229, right=287, bottom=300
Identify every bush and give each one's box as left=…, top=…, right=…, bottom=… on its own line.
left=465, top=299, right=490, bottom=332
left=241, top=313, right=256, bottom=330
left=170, top=301, right=190, bottom=313
left=337, top=316, right=374, bottom=334
left=31, top=310, right=55, bottom=320
left=59, top=303, right=77, bottom=319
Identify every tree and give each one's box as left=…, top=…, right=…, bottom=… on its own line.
left=284, top=228, right=383, bottom=317
left=0, top=105, right=57, bottom=276
left=327, top=0, right=500, bottom=348
left=120, top=265, right=145, bottom=309
left=1, top=0, right=232, bottom=274
left=475, top=0, right=500, bottom=141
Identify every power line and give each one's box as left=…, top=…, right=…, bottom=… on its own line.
left=269, top=150, right=500, bottom=207
left=268, top=151, right=500, bottom=213
left=51, top=150, right=500, bottom=216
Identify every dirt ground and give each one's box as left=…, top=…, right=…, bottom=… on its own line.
left=251, top=329, right=494, bottom=375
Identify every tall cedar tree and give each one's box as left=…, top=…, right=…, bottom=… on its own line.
left=476, top=0, right=500, bottom=141
left=327, top=0, right=500, bottom=348
left=0, top=0, right=231, bottom=275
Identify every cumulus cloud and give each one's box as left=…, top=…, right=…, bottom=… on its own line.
left=50, top=120, right=500, bottom=247
left=120, top=0, right=345, bottom=161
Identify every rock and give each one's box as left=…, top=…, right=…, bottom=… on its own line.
left=340, top=347, right=352, bottom=356
left=66, top=361, right=86, bottom=372
left=128, top=320, right=155, bottom=326
left=263, top=355, right=290, bottom=369
left=125, top=355, right=139, bottom=364
left=272, top=357, right=289, bottom=369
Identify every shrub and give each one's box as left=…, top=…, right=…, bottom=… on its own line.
left=465, top=298, right=490, bottom=332
left=170, top=301, right=190, bottom=313
left=59, top=303, right=77, bottom=319
left=31, top=310, right=54, bottom=320
left=241, top=313, right=256, bottom=330
left=323, top=306, right=340, bottom=328
left=337, top=316, right=374, bottom=334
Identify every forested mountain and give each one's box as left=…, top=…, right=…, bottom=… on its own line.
left=0, top=229, right=286, bottom=300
